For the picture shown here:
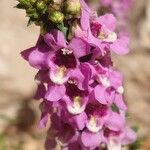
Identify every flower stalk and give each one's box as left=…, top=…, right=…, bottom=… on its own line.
left=18, top=0, right=137, bottom=149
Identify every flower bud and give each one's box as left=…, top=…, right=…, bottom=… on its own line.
left=63, top=0, right=81, bottom=15
left=36, top=1, right=46, bottom=11
left=29, top=0, right=37, bottom=5
left=18, top=0, right=31, bottom=8
left=48, top=11, right=64, bottom=24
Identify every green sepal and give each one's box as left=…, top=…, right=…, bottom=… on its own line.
left=27, top=18, right=34, bottom=26
left=57, top=23, right=68, bottom=39
left=111, top=103, right=119, bottom=113
left=18, top=0, right=31, bottom=8
left=131, top=125, right=140, bottom=133
left=15, top=4, right=25, bottom=9
left=26, top=8, right=39, bottom=19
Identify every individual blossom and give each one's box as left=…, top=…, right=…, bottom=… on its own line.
left=76, top=1, right=130, bottom=55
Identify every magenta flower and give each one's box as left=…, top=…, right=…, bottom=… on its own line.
left=78, top=2, right=130, bottom=55
left=85, top=102, right=110, bottom=133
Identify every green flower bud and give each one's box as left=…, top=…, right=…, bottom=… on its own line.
left=30, top=0, right=37, bottom=5
left=63, top=0, right=81, bottom=15
left=36, top=1, right=46, bottom=11
left=18, top=0, right=31, bottom=8
left=48, top=11, right=64, bottom=24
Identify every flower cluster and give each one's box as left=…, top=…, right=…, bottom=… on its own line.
left=20, top=0, right=136, bottom=149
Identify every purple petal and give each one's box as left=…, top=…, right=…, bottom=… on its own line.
left=38, top=101, right=52, bottom=128
left=68, top=38, right=90, bottom=58
left=21, top=47, right=48, bottom=69
left=121, top=127, right=137, bottom=145
left=110, top=36, right=130, bottom=55
left=81, top=130, right=103, bottom=147
left=34, top=83, right=46, bottom=100
left=97, top=13, right=117, bottom=31
left=80, top=0, right=91, bottom=30
left=45, top=84, right=66, bottom=101
left=105, top=112, right=125, bottom=131
left=38, top=113, right=49, bottom=128
left=94, top=85, right=110, bottom=104
left=69, top=68, right=85, bottom=90
left=72, top=112, right=87, bottom=130
left=44, top=30, right=67, bottom=50
left=114, top=94, right=127, bottom=110
left=109, top=69, right=123, bottom=89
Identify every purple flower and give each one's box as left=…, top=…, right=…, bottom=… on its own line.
left=85, top=101, right=110, bottom=133
left=77, top=3, right=130, bottom=55
left=62, top=83, right=89, bottom=115
left=81, top=129, right=104, bottom=148
left=45, top=113, right=79, bottom=149
left=21, top=36, right=51, bottom=69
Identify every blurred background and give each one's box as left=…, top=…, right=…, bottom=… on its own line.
left=0, top=0, right=150, bottom=150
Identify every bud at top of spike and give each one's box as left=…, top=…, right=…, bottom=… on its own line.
left=48, top=10, right=64, bottom=24
left=18, top=0, right=31, bottom=8
left=63, top=0, right=81, bottom=16
left=30, top=0, right=37, bottom=5
left=36, top=1, right=46, bottom=11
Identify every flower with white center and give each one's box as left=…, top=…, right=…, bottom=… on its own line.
left=50, top=66, right=68, bottom=85
left=86, top=116, right=102, bottom=133
left=67, top=96, right=85, bottom=115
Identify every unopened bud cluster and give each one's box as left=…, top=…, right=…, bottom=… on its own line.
left=16, top=0, right=81, bottom=29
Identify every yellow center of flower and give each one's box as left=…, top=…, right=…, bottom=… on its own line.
left=98, top=31, right=107, bottom=40
left=67, top=96, right=84, bottom=115
left=98, top=31, right=117, bottom=43
left=86, top=116, right=102, bottom=133
left=57, top=66, right=66, bottom=78
left=73, top=96, right=81, bottom=109
left=88, top=116, right=97, bottom=126
left=51, top=66, right=67, bottom=84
